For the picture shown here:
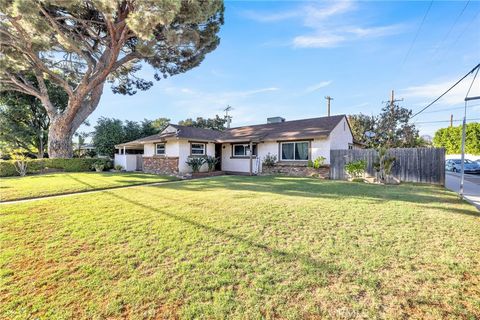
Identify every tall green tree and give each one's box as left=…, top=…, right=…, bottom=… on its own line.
left=0, top=0, right=224, bottom=158
left=349, top=104, right=420, bottom=149
left=433, top=123, right=480, bottom=155
left=92, top=118, right=124, bottom=158
left=0, top=78, right=68, bottom=158
left=179, top=115, right=227, bottom=131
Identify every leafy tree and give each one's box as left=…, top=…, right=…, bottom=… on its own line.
left=0, top=0, right=224, bottom=158
left=123, top=120, right=143, bottom=142
left=433, top=123, right=480, bottom=155
left=150, top=117, right=171, bottom=133
left=349, top=104, right=420, bottom=149
left=92, top=118, right=124, bottom=158
left=0, top=78, right=68, bottom=158
left=179, top=115, right=227, bottom=131
left=348, top=114, right=375, bottom=147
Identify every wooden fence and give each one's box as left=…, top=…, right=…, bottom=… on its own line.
left=330, top=148, right=446, bottom=185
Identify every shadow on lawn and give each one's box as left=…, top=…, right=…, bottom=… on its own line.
left=102, top=189, right=341, bottom=275
left=149, top=176, right=479, bottom=217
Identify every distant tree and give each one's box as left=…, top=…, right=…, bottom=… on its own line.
left=73, top=131, right=91, bottom=158
left=150, top=117, right=171, bottom=133
left=179, top=115, right=227, bottom=131
left=0, top=78, right=68, bottom=158
left=0, top=0, right=224, bottom=157
left=92, top=118, right=124, bottom=158
left=433, top=123, right=480, bottom=155
left=349, top=104, right=420, bottom=149
left=348, top=114, right=375, bottom=147
left=123, top=120, right=143, bottom=142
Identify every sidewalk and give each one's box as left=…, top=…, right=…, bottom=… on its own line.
left=445, top=173, right=480, bottom=210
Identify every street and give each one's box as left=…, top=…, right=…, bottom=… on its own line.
left=445, top=172, right=480, bottom=210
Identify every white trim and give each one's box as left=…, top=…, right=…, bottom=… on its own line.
left=232, top=143, right=257, bottom=157
left=155, top=143, right=166, bottom=155
left=191, top=142, right=206, bottom=155
left=280, top=141, right=309, bottom=161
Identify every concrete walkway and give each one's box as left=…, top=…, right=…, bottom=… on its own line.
left=445, top=172, right=480, bottom=210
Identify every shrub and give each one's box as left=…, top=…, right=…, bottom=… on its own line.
left=307, top=160, right=314, bottom=168
left=262, top=153, right=277, bottom=168
left=0, top=158, right=112, bottom=177
left=313, top=156, right=326, bottom=169
left=92, top=161, right=105, bottom=172
left=204, top=156, right=219, bottom=172
left=186, top=157, right=206, bottom=173
left=345, top=160, right=367, bottom=179
left=114, top=164, right=123, bottom=171
left=11, top=154, right=28, bottom=177
left=373, top=148, right=396, bottom=184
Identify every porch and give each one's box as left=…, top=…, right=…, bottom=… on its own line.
left=114, top=143, right=144, bottom=171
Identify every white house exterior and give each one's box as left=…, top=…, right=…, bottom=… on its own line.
left=114, top=115, right=355, bottom=175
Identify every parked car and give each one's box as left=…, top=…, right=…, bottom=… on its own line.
left=445, top=159, right=480, bottom=173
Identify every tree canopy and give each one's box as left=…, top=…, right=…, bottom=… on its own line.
left=0, top=0, right=224, bottom=157
left=433, top=123, right=480, bottom=155
left=349, top=104, right=421, bottom=149
left=0, top=77, right=68, bottom=158
left=178, top=115, right=227, bottom=131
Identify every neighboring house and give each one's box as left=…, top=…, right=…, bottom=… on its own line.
left=114, top=114, right=354, bottom=175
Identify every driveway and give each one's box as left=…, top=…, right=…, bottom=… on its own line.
left=445, top=172, right=480, bottom=210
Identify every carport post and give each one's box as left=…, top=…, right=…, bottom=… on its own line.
left=249, top=140, right=253, bottom=176
left=123, top=146, right=126, bottom=155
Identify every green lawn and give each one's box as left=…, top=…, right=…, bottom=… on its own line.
left=1, top=176, right=479, bottom=319
left=0, top=172, right=178, bottom=201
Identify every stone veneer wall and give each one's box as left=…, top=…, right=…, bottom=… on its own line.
left=262, top=163, right=330, bottom=179
left=143, top=156, right=179, bottom=175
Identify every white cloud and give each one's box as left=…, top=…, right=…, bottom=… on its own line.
left=304, top=81, right=333, bottom=93
left=401, top=78, right=480, bottom=107
left=244, top=0, right=405, bottom=48
left=293, top=34, right=344, bottom=48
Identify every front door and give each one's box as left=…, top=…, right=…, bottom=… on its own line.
left=215, top=143, right=222, bottom=171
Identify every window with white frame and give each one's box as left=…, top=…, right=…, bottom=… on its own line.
left=190, top=143, right=206, bottom=155
left=280, top=141, right=309, bottom=161
left=233, top=144, right=257, bottom=157
left=155, top=143, right=165, bottom=155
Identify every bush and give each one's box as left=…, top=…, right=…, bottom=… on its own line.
left=186, top=157, right=206, bottom=173
left=345, top=160, right=367, bottom=178
left=114, top=164, right=123, bottom=171
left=307, top=160, right=314, bottom=168
left=92, top=161, right=105, bottom=172
left=313, top=156, right=326, bottom=169
left=204, top=156, right=219, bottom=172
left=0, top=158, right=112, bottom=177
left=262, top=153, right=277, bottom=168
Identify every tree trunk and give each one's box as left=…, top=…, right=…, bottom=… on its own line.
left=48, top=118, right=74, bottom=158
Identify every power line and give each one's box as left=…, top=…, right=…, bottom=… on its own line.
left=411, top=63, right=480, bottom=119
left=431, top=0, right=470, bottom=60
left=415, top=118, right=480, bottom=124
left=401, top=0, right=434, bottom=67
left=422, top=103, right=480, bottom=114
left=439, top=9, right=480, bottom=61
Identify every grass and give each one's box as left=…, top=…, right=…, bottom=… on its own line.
left=0, top=172, right=178, bottom=202
left=0, top=176, right=479, bottom=319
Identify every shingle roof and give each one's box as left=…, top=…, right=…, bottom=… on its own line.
left=116, top=115, right=347, bottom=147
left=218, top=114, right=346, bottom=142
left=169, top=124, right=224, bottom=141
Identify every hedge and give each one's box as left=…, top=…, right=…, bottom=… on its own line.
left=0, top=158, right=112, bottom=177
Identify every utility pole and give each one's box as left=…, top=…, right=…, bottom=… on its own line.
left=224, top=105, right=233, bottom=129
left=325, top=96, right=333, bottom=116
left=450, top=114, right=453, bottom=127
left=383, top=90, right=404, bottom=110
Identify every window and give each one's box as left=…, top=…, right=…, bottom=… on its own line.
left=191, top=143, right=206, bottom=155
left=233, top=144, right=257, bottom=157
left=155, top=143, right=165, bottom=155
left=281, top=141, right=309, bottom=161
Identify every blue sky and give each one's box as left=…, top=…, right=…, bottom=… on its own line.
left=86, top=0, right=480, bottom=137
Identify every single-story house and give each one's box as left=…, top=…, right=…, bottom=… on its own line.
left=114, top=114, right=355, bottom=175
